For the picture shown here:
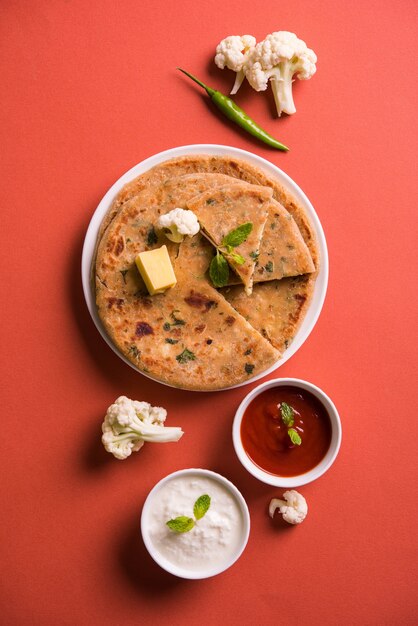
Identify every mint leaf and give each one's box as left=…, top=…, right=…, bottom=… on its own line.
left=280, top=402, right=294, bottom=427
left=166, top=516, right=195, bottom=533
left=176, top=348, right=196, bottom=364
left=209, top=251, right=229, bottom=287
left=229, top=252, right=246, bottom=265
left=209, top=222, right=254, bottom=287
left=288, top=428, right=302, bottom=446
left=222, top=222, right=253, bottom=248
left=193, top=494, right=211, bottom=520
left=166, top=495, right=211, bottom=532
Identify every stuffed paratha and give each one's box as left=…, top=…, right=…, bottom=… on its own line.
left=94, top=155, right=320, bottom=389
left=221, top=275, right=314, bottom=352
left=95, top=207, right=279, bottom=390
left=101, top=156, right=319, bottom=268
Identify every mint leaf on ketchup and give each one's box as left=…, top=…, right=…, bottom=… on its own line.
left=288, top=428, right=302, bottom=446
left=280, top=402, right=294, bottom=427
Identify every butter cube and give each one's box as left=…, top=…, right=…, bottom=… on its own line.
left=135, top=245, right=177, bottom=295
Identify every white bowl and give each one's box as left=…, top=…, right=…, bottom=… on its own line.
left=81, top=144, right=328, bottom=390
left=233, top=378, right=342, bottom=487
left=140, top=468, right=250, bottom=579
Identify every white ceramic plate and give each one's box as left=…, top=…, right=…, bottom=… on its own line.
left=81, top=144, right=328, bottom=390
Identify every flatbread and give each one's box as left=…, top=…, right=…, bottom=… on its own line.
left=98, top=170, right=315, bottom=285
left=173, top=233, right=314, bottom=354
left=186, top=183, right=272, bottom=295
left=95, top=206, right=279, bottom=390
left=101, top=156, right=319, bottom=268
left=94, top=155, right=320, bottom=389
left=254, top=198, right=315, bottom=280
left=221, top=275, right=314, bottom=352
left=98, top=171, right=240, bottom=242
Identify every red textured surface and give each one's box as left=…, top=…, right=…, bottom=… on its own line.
left=1, top=1, right=417, bottom=624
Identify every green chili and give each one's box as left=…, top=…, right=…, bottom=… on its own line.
left=177, top=68, right=289, bottom=152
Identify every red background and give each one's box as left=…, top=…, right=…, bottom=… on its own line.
left=1, top=1, right=417, bottom=624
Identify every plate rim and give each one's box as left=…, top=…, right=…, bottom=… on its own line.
left=81, top=143, right=328, bottom=392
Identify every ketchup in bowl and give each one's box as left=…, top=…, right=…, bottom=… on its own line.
left=240, top=386, right=332, bottom=477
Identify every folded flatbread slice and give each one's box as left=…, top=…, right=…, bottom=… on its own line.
left=221, top=274, right=314, bottom=353
left=173, top=235, right=313, bottom=356
left=251, top=198, right=315, bottom=280
left=187, top=183, right=272, bottom=295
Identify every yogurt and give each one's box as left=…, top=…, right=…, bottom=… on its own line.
left=141, top=469, right=250, bottom=579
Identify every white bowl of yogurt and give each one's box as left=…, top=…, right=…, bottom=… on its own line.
left=141, top=468, right=250, bottom=579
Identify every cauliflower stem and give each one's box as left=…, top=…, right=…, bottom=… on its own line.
left=231, top=68, right=245, bottom=95
left=102, top=396, right=183, bottom=460
left=106, top=419, right=183, bottom=444
left=269, top=59, right=300, bottom=117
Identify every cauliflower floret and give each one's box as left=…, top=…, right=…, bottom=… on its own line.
left=156, top=208, right=200, bottom=243
left=148, top=404, right=167, bottom=426
left=246, top=31, right=317, bottom=116
left=214, top=35, right=256, bottom=94
left=101, top=395, right=183, bottom=460
left=269, top=490, right=308, bottom=525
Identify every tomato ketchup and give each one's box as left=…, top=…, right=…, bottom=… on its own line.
left=241, top=386, right=332, bottom=476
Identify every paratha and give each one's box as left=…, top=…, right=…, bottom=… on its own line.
left=94, top=155, right=320, bottom=390
left=186, top=183, right=272, bottom=295
left=221, top=275, right=314, bottom=352
left=95, top=203, right=279, bottom=391
left=254, top=198, right=315, bottom=280
left=97, top=170, right=315, bottom=285
left=100, top=156, right=320, bottom=268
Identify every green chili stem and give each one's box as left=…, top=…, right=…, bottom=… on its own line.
left=177, top=68, right=289, bottom=152
left=177, top=68, right=215, bottom=97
